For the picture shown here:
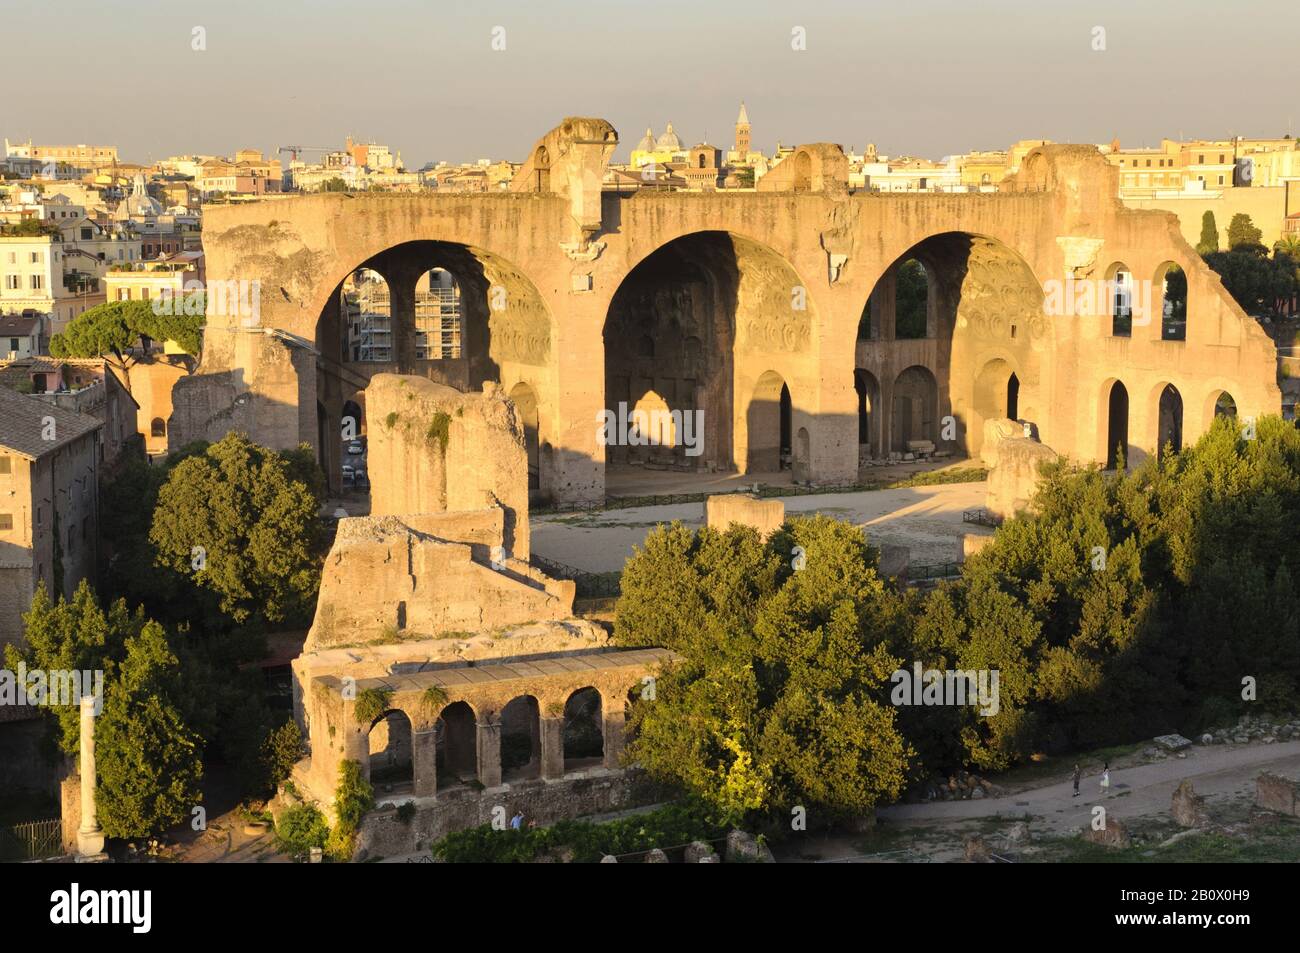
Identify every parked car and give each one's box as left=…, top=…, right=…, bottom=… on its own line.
left=341, top=464, right=355, bottom=486
left=347, top=439, right=364, bottom=455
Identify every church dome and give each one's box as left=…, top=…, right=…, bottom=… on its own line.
left=635, top=127, right=656, bottom=153
left=655, top=122, right=682, bottom=151
left=123, top=174, right=162, bottom=218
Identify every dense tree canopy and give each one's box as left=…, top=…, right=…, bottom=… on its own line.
left=617, top=416, right=1300, bottom=808
left=149, top=433, right=325, bottom=626
left=96, top=621, right=203, bottom=839
left=616, top=516, right=913, bottom=822
left=49, top=299, right=203, bottom=361
left=1204, top=244, right=1298, bottom=317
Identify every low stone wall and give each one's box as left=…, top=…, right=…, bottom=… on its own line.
left=354, top=769, right=668, bottom=859
left=1256, top=771, right=1300, bottom=816
left=704, top=494, right=785, bottom=538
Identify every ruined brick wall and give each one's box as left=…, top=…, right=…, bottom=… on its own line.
left=305, top=514, right=572, bottom=651
left=366, top=374, right=530, bottom=559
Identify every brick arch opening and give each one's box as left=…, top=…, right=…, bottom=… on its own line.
left=856, top=231, right=1046, bottom=459
left=1156, top=382, right=1184, bottom=460
left=435, top=700, right=478, bottom=791
left=1156, top=261, right=1187, bottom=341
left=602, top=230, right=817, bottom=494
left=1104, top=379, right=1130, bottom=470
left=500, top=694, right=541, bottom=781
left=562, top=686, right=604, bottom=771
left=314, top=239, right=554, bottom=494
left=368, top=709, right=413, bottom=792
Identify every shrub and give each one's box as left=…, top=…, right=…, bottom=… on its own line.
left=275, top=804, right=329, bottom=857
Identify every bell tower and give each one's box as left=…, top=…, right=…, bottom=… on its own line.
left=734, top=102, right=751, bottom=156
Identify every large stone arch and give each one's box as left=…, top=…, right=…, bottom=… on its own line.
left=601, top=229, right=821, bottom=491
left=855, top=231, right=1048, bottom=459
left=312, top=238, right=559, bottom=495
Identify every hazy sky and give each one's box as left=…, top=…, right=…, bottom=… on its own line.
left=6, top=0, right=1297, bottom=167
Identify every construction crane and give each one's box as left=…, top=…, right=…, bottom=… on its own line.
left=277, top=145, right=335, bottom=164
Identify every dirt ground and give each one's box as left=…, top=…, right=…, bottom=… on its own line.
left=533, top=471, right=990, bottom=573
left=776, top=739, right=1300, bottom=863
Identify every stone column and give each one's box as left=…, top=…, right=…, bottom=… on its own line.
left=539, top=717, right=565, bottom=780
left=76, top=695, right=105, bottom=857
left=602, top=705, right=625, bottom=770
left=476, top=720, right=502, bottom=789
left=412, top=725, right=437, bottom=798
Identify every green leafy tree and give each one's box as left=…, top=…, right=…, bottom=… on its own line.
left=96, top=621, right=204, bottom=839
left=1196, top=210, right=1219, bottom=254
left=1227, top=212, right=1263, bottom=250
left=895, top=259, right=929, bottom=339
left=262, top=720, right=305, bottom=788
left=4, top=582, right=145, bottom=756
left=616, top=517, right=913, bottom=822
left=149, top=433, right=325, bottom=626
left=48, top=300, right=203, bottom=374
left=1205, top=245, right=1299, bottom=317
left=317, top=177, right=349, bottom=193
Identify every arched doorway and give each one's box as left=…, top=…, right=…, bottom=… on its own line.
left=435, top=701, right=477, bottom=790
left=853, top=369, right=881, bottom=460
left=500, top=695, right=540, bottom=781
left=1106, top=381, right=1129, bottom=470
left=368, top=710, right=413, bottom=791
left=892, top=365, right=938, bottom=452
left=1157, top=384, right=1183, bottom=460
left=562, top=687, right=604, bottom=771
left=747, top=371, right=789, bottom=472
left=971, top=358, right=1019, bottom=453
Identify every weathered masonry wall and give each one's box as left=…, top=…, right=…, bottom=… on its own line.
left=174, top=120, right=1280, bottom=504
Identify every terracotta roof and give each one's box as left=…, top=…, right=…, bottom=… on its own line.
left=0, top=385, right=101, bottom=459
left=0, top=315, right=39, bottom=335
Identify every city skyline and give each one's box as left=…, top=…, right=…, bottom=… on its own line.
left=6, top=0, right=1298, bottom=167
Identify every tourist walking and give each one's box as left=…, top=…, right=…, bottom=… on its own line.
left=510, top=810, right=525, bottom=830
left=1100, top=762, right=1110, bottom=797
left=1071, top=763, right=1081, bottom=797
